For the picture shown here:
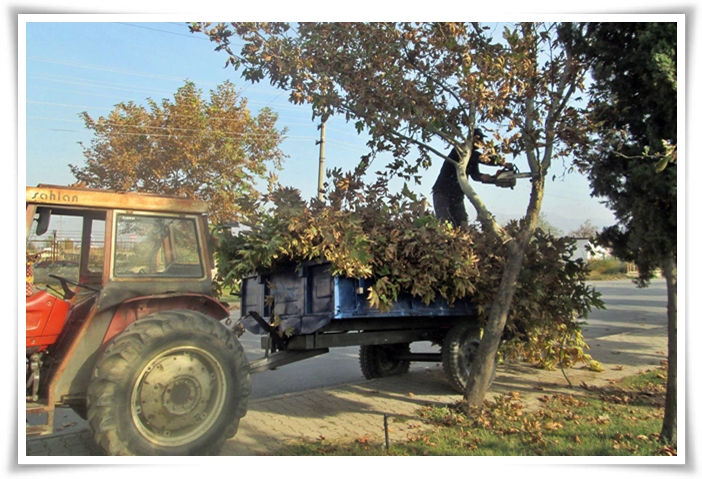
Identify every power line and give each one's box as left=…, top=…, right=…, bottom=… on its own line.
left=28, top=85, right=153, bottom=100
left=115, top=22, right=208, bottom=40
left=27, top=55, right=195, bottom=84
left=27, top=79, right=312, bottom=114
left=326, top=125, right=368, bottom=140
left=27, top=114, right=319, bottom=130
left=26, top=102, right=313, bottom=133
left=27, top=55, right=289, bottom=98
left=28, top=100, right=115, bottom=111
left=27, top=99, right=310, bottom=127
left=326, top=139, right=368, bottom=153
left=26, top=126, right=316, bottom=142
left=27, top=116, right=83, bottom=123
left=27, top=74, right=173, bottom=96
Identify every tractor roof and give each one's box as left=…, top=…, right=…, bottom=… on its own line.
left=26, top=184, right=209, bottom=215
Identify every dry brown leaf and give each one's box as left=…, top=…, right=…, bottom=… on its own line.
left=596, top=415, right=611, bottom=424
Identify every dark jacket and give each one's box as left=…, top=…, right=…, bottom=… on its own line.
left=432, top=147, right=484, bottom=197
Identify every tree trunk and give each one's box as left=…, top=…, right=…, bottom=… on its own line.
left=660, top=254, right=677, bottom=444
left=463, top=243, right=529, bottom=406
left=462, top=171, right=544, bottom=409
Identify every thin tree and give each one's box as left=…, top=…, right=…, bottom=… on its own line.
left=570, top=22, right=678, bottom=444
left=568, top=220, right=599, bottom=239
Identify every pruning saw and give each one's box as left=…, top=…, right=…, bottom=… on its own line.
left=493, top=163, right=536, bottom=189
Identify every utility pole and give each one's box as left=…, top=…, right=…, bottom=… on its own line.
left=316, top=118, right=326, bottom=201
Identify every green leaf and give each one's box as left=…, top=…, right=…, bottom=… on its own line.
left=654, top=156, right=669, bottom=173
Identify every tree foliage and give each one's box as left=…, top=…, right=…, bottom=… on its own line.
left=71, top=80, right=287, bottom=223
left=569, top=22, right=677, bottom=281
left=190, top=23, right=587, bottom=234
left=568, top=220, right=599, bottom=239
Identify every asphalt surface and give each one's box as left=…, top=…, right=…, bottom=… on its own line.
left=22, top=278, right=671, bottom=458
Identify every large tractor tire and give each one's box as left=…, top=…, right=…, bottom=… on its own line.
left=87, top=310, right=251, bottom=456
left=359, top=343, right=411, bottom=379
left=441, top=322, right=496, bottom=394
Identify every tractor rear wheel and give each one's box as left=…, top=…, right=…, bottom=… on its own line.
left=359, top=343, right=411, bottom=379
left=87, top=310, right=251, bottom=456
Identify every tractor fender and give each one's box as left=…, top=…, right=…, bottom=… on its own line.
left=103, top=293, right=231, bottom=346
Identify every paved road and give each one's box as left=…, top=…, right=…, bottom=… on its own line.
left=580, top=279, right=667, bottom=338
left=244, top=278, right=668, bottom=399
left=240, top=337, right=365, bottom=400
left=24, top=278, right=669, bottom=457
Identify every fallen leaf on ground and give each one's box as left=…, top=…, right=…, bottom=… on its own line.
left=596, top=415, right=611, bottom=424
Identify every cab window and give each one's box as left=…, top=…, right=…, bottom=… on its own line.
left=26, top=209, right=105, bottom=292
left=113, top=214, right=203, bottom=278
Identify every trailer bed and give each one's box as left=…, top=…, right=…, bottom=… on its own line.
left=240, top=262, right=477, bottom=336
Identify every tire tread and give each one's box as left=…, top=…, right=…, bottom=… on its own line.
left=87, top=310, right=251, bottom=456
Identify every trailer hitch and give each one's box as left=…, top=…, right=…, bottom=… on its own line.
left=247, top=311, right=287, bottom=352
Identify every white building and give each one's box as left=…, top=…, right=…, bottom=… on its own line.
left=571, top=238, right=611, bottom=262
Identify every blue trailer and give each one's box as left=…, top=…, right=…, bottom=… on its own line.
left=239, top=261, right=486, bottom=393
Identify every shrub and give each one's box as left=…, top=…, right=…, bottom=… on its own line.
left=588, top=259, right=627, bottom=277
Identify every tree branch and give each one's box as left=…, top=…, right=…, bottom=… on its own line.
left=542, top=51, right=583, bottom=173
left=395, top=29, right=472, bottom=144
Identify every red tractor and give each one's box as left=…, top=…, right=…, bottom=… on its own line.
left=25, top=185, right=251, bottom=456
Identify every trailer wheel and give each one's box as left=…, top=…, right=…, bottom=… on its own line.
left=359, top=343, right=411, bottom=379
left=87, top=310, right=251, bottom=456
left=442, top=322, right=495, bottom=394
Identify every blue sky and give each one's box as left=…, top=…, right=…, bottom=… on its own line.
left=17, top=18, right=640, bottom=234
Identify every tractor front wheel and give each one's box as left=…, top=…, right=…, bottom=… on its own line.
left=87, top=310, right=251, bottom=456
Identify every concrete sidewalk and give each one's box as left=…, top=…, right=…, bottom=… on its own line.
left=219, top=326, right=668, bottom=455
left=26, top=324, right=667, bottom=457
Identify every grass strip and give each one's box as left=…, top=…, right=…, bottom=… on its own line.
left=275, top=365, right=675, bottom=457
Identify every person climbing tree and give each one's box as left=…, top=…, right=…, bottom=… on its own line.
left=432, top=128, right=507, bottom=228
